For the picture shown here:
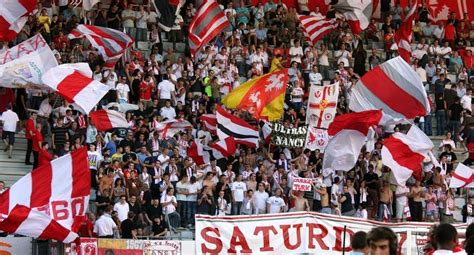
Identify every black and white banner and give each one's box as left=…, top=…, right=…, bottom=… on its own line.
left=271, top=123, right=308, bottom=148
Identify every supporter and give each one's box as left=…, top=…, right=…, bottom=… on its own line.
left=1, top=104, right=19, bottom=159
left=93, top=206, right=118, bottom=238
left=367, top=227, right=398, bottom=255
left=350, top=231, right=368, bottom=255
left=114, top=195, right=130, bottom=223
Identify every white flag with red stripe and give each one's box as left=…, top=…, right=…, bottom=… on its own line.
left=0, top=148, right=90, bottom=232
left=450, top=163, right=474, bottom=188
left=331, top=0, right=373, bottom=34
left=0, top=0, right=36, bottom=41
left=349, top=57, right=430, bottom=122
left=0, top=205, right=79, bottom=243
left=155, top=119, right=192, bottom=139
left=188, top=0, right=230, bottom=57
left=90, top=109, right=128, bottom=131
left=216, top=105, right=260, bottom=148
left=68, top=25, right=134, bottom=68
left=382, top=130, right=433, bottom=185
left=323, top=110, right=382, bottom=171
left=298, top=15, right=338, bottom=46
left=306, top=83, right=339, bottom=128
left=200, top=114, right=217, bottom=135
left=82, top=0, right=100, bottom=10
left=41, top=63, right=111, bottom=114
left=187, top=137, right=236, bottom=165
left=209, top=137, right=236, bottom=159
left=395, top=1, right=417, bottom=62
left=305, top=126, right=330, bottom=152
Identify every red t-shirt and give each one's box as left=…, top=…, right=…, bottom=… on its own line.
left=39, top=149, right=53, bottom=166
left=444, top=24, right=456, bottom=40
left=32, top=130, right=43, bottom=152
left=139, top=81, right=153, bottom=100
left=25, top=119, right=35, bottom=140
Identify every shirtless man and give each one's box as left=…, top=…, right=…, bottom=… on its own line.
left=377, top=181, right=393, bottom=221
left=291, top=191, right=310, bottom=212
left=315, top=184, right=331, bottom=214
left=432, top=167, right=445, bottom=189
left=99, top=169, right=114, bottom=196
left=410, top=180, right=425, bottom=221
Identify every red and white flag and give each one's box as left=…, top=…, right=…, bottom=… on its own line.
left=0, top=148, right=90, bottom=232
left=306, top=83, right=339, bottom=128
left=382, top=130, right=433, bottom=185
left=68, top=25, right=134, bottom=68
left=450, top=163, right=474, bottom=188
left=331, top=0, right=373, bottom=34
left=259, top=120, right=272, bottom=144
left=395, top=1, right=417, bottom=63
left=82, top=0, right=100, bottom=10
left=305, top=126, right=330, bottom=152
left=188, top=137, right=236, bottom=165
left=90, top=109, right=128, bottom=131
left=0, top=205, right=79, bottom=243
left=216, top=105, right=259, bottom=148
left=298, top=15, right=338, bottom=46
left=209, top=137, right=236, bottom=159
left=349, top=57, right=430, bottom=122
left=200, top=114, right=217, bottom=135
left=188, top=0, right=230, bottom=57
left=323, top=110, right=382, bottom=171
left=0, top=0, right=36, bottom=41
left=155, top=119, right=192, bottom=139
left=41, top=63, right=111, bottom=114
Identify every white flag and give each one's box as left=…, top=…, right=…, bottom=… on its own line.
left=305, top=126, right=330, bottom=152
left=306, top=83, right=339, bottom=128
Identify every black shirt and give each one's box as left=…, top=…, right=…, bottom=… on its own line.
left=120, top=219, right=136, bottom=239
left=152, top=221, right=166, bottom=236
left=106, top=10, right=120, bottom=29
left=95, top=195, right=111, bottom=213
left=122, top=152, right=138, bottom=163
left=341, top=193, right=354, bottom=213
left=52, top=126, right=68, bottom=146
left=364, top=172, right=379, bottom=190
left=146, top=204, right=163, bottom=220
left=449, top=103, right=464, bottom=121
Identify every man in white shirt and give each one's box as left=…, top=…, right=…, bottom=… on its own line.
left=253, top=183, right=269, bottom=214
left=431, top=223, right=466, bottom=255
left=394, top=185, right=409, bottom=222
left=157, top=75, right=176, bottom=105
left=461, top=89, right=472, bottom=113
left=1, top=104, right=19, bottom=158
left=102, top=68, right=118, bottom=90
left=113, top=195, right=130, bottom=222
left=309, top=65, right=323, bottom=86
left=116, top=76, right=130, bottom=104
left=93, top=206, right=117, bottom=238
left=231, top=174, right=247, bottom=215
left=289, top=40, right=304, bottom=64
left=267, top=188, right=286, bottom=214
left=160, top=100, right=176, bottom=120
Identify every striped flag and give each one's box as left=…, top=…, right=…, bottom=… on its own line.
left=306, top=83, right=339, bottom=128
left=298, top=15, right=338, bottom=46
left=0, top=0, right=36, bottom=41
left=330, top=0, right=373, bottom=34
left=222, top=69, right=289, bottom=121
left=188, top=0, right=230, bottom=57
left=349, top=57, right=430, bottom=122
left=41, top=63, right=111, bottom=114
left=188, top=137, right=236, bottom=165
left=68, top=25, right=134, bottom=68
left=200, top=114, right=217, bottom=135
left=259, top=120, right=272, bottom=144
left=450, top=163, right=474, bottom=188
left=0, top=205, right=79, bottom=243
left=90, top=109, right=128, bottom=131
left=395, top=1, right=417, bottom=62
left=155, top=119, right=193, bottom=139
left=0, top=148, right=90, bottom=232
left=216, top=105, right=259, bottom=148
left=382, top=130, right=433, bottom=185
left=209, top=137, right=236, bottom=158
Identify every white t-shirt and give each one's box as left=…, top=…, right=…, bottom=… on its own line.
left=253, top=191, right=269, bottom=212
left=113, top=202, right=130, bottom=222
left=267, top=196, right=285, bottom=213
left=175, top=181, right=189, bottom=201
left=395, top=185, right=409, bottom=206
left=461, top=95, right=472, bottom=112
left=1, top=110, right=19, bottom=132
left=231, top=181, right=247, bottom=202
left=87, top=151, right=103, bottom=170
left=93, top=214, right=117, bottom=236
left=187, top=182, right=202, bottom=202
left=289, top=46, right=303, bottom=63
left=309, top=72, right=323, bottom=85
left=103, top=70, right=118, bottom=90
left=158, top=80, right=175, bottom=100
left=161, top=194, right=177, bottom=214
left=116, top=83, right=130, bottom=101
left=160, top=106, right=176, bottom=120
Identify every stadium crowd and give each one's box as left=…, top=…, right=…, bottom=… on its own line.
left=1, top=0, right=474, bottom=246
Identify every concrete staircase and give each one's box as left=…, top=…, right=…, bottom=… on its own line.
left=0, top=134, right=31, bottom=187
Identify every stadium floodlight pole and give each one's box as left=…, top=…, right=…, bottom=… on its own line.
left=342, top=225, right=347, bottom=255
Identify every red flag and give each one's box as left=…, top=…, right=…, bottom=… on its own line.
left=90, top=109, right=128, bottom=131
left=395, top=1, right=417, bottom=62
left=0, top=0, right=36, bottom=41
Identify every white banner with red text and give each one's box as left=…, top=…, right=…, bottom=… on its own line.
left=195, top=212, right=467, bottom=255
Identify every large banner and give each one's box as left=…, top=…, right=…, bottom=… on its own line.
left=96, top=239, right=182, bottom=255
left=306, top=83, right=339, bottom=129
left=271, top=123, right=307, bottom=148
left=195, top=212, right=468, bottom=255
left=0, top=237, right=32, bottom=255
left=305, top=126, right=330, bottom=152
left=0, top=34, right=58, bottom=88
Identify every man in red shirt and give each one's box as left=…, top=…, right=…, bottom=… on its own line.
left=463, top=49, right=474, bottom=76
left=24, top=112, right=37, bottom=165
left=444, top=20, right=456, bottom=48
left=139, top=74, right=154, bottom=109
left=32, top=123, right=43, bottom=169
left=38, top=142, right=53, bottom=167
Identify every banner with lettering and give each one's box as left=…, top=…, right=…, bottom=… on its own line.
left=0, top=34, right=58, bottom=88
left=305, top=126, right=330, bottom=152
left=271, top=123, right=308, bottom=148
left=291, top=178, right=313, bottom=191
left=195, top=212, right=467, bottom=255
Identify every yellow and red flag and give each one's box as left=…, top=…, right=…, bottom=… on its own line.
left=222, top=69, right=288, bottom=121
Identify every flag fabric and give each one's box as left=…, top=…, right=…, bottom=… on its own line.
left=187, top=140, right=209, bottom=165
left=407, top=124, right=440, bottom=168
left=0, top=148, right=90, bottom=232
left=259, top=120, right=272, bottom=144
left=394, top=1, right=417, bottom=62
left=188, top=137, right=236, bottom=165
left=82, top=0, right=100, bottom=10
left=208, top=137, right=236, bottom=159
left=0, top=205, right=79, bottom=243
left=68, top=25, right=134, bottom=68
left=450, top=163, right=474, bottom=188
left=90, top=109, right=128, bottom=131
left=305, top=126, right=330, bottom=152
left=216, top=105, right=259, bottom=148
left=330, top=0, right=373, bottom=34
left=41, top=63, right=111, bottom=114
left=382, top=131, right=433, bottom=185
left=0, top=0, right=36, bottom=41
left=349, top=56, right=430, bottom=122
left=188, top=0, right=230, bottom=57
left=222, top=69, right=289, bottom=121
left=323, top=110, right=383, bottom=171
left=306, top=83, right=339, bottom=128
left=155, top=119, right=192, bottom=139
left=200, top=114, right=217, bottom=135
left=298, top=15, right=338, bottom=46
left=0, top=34, right=58, bottom=88
left=153, top=0, right=180, bottom=32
